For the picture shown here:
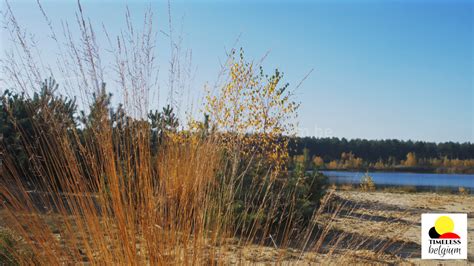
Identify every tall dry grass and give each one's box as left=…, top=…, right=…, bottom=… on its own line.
left=0, top=1, right=406, bottom=264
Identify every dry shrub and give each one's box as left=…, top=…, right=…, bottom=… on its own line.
left=360, top=173, right=376, bottom=192
left=458, top=186, right=469, bottom=196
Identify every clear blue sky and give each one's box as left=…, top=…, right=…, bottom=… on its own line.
left=2, top=0, right=473, bottom=142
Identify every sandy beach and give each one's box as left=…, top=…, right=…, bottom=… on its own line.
left=324, top=190, right=474, bottom=264
left=199, top=190, right=474, bottom=264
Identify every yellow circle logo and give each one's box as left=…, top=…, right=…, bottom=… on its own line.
left=434, top=216, right=454, bottom=235
left=428, top=215, right=460, bottom=239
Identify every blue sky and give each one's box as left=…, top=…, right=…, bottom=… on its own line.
left=1, top=0, right=473, bottom=142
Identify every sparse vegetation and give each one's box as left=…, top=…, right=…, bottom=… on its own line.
left=458, top=186, right=469, bottom=196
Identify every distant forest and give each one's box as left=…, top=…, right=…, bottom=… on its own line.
left=289, top=137, right=474, bottom=162
left=289, top=137, right=474, bottom=173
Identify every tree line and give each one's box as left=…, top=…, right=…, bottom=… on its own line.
left=289, top=137, right=474, bottom=173
left=289, top=137, right=474, bottom=162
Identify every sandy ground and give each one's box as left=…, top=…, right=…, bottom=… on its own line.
left=192, top=190, right=474, bottom=265
left=328, top=190, right=474, bottom=265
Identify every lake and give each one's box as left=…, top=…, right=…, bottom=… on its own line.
left=321, top=170, right=474, bottom=194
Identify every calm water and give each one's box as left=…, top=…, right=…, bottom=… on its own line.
left=321, top=171, right=474, bottom=193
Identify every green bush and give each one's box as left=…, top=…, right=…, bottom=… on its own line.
left=290, top=161, right=328, bottom=222
left=232, top=157, right=328, bottom=241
